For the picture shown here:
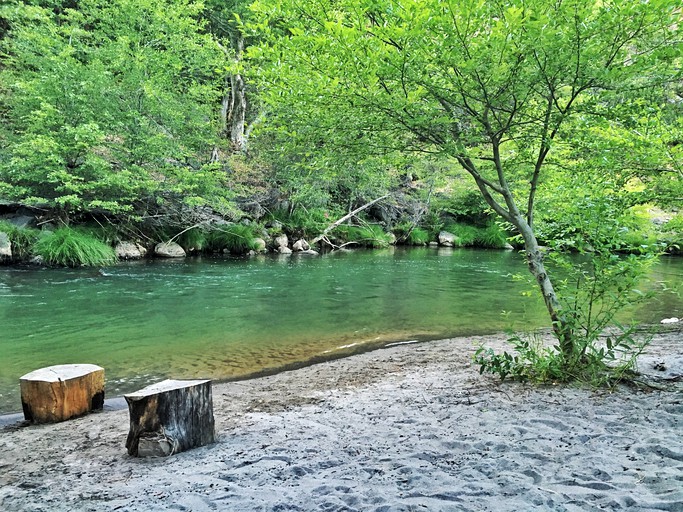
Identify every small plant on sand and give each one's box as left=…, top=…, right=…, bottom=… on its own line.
left=475, top=233, right=658, bottom=387
left=34, top=227, right=116, bottom=267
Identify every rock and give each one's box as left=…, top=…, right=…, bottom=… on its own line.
left=387, top=232, right=397, bottom=245
left=1, top=215, right=35, bottom=229
left=29, top=255, right=44, bottom=265
left=274, top=234, right=289, bottom=250
left=292, top=239, right=310, bottom=252
left=0, top=232, right=11, bottom=260
left=253, top=238, right=267, bottom=253
left=438, top=231, right=457, bottom=247
left=428, top=241, right=439, bottom=247
left=266, top=220, right=283, bottom=231
left=503, top=243, right=515, bottom=250
left=299, top=249, right=319, bottom=256
left=154, top=242, right=186, bottom=258
left=115, top=241, right=147, bottom=260
left=278, top=246, right=292, bottom=254
left=660, top=317, right=680, bottom=324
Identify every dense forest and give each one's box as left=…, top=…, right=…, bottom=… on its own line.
left=0, top=0, right=681, bottom=380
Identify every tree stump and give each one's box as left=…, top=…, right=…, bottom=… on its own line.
left=124, top=379, right=215, bottom=457
left=20, top=364, right=105, bottom=423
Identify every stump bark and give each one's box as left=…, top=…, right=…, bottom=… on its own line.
left=20, top=364, right=105, bottom=423
left=124, top=379, right=215, bottom=457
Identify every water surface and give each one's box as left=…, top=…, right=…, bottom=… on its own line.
left=1, top=248, right=681, bottom=414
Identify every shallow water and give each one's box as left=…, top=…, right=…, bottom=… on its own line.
left=0, top=247, right=681, bottom=414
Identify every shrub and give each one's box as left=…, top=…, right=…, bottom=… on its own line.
left=0, top=221, right=39, bottom=260
left=34, top=227, right=116, bottom=267
left=206, top=224, right=258, bottom=255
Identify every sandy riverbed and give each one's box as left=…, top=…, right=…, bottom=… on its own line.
left=1, top=327, right=682, bottom=512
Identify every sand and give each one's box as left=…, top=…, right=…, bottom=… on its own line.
left=1, top=327, right=682, bottom=512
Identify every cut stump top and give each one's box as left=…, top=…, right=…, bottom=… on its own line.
left=20, top=364, right=104, bottom=382
left=124, top=379, right=210, bottom=400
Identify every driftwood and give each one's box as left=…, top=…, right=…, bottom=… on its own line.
left=20, top=364, right=105, bottom=423
left=310, top=194, right=390, bottom=246
left=124, top=379, right=215, bottom=457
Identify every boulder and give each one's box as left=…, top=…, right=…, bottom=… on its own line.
left=278, top=246, right=292, bottom=254
left=299, top=249, right=319, bottom=256
left=115, top=241, right=147, bottom=260
left=0, top=232, right=11, bottom=260
left=253, top=238, right=267, bottom=253
left=154, top=242, right=186, bottom=258
left=438, top=231, right=457, bottom=247
left=292, top=239, right=310, bottom=252
left=274, top=234, right=289, bottom=250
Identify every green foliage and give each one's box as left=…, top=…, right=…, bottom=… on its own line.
left=660, top=215, right=683, bottom=253
left=335, top=224, right=393, bottom=248
left=206, top=224, right=258, bottom=255
left=0, top=221, right=39, bottom=260
left=442, top=222, right=509, bottom=249
left=175, top=227, right=207, bottom=253
left=34, top=227, right=116, bottom=267
left=0, top=0, right=226, bottom=216
left=268, top=206, right=336, bottom=239
left=393, top=223, right=430, bottom=245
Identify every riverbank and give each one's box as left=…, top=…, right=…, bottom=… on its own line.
left=1, top=328, right=682, bottom=511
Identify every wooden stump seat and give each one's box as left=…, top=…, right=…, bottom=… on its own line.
left=20, top=364, right=105, bottom=423
left=124, top=379, right=215, bottom=457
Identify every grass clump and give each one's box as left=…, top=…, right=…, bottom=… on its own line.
left=443, top=222, right=509, bottom=248
left=335, top=224, right=393, bottom=248
left=393, top=223, right=431, bottom=245
left=206, top=224, right=258, bottom=255
left=0, top=220, right=39, bottom=260
left=34, top=227, right=116, bottom=267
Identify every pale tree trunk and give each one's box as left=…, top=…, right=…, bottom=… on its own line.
left=215, top=36, right=248, bottom=156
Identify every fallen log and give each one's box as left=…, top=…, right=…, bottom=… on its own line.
left=20, top=364, right=105, bottom=423
left=124, top=379, right=215, bottom=457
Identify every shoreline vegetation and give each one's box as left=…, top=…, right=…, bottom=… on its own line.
left=1, top=327, right=682, bottom=511
left=1, top=198, right=681, bottom=269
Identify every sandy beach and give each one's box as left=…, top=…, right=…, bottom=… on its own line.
left=1, top=327, right=682, bottom=512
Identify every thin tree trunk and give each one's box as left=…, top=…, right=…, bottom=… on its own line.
left=513, top=213, right=573, bottom=357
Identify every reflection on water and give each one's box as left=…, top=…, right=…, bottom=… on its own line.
left=0, top=248, right=681, bottom=413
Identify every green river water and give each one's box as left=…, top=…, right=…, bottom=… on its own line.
left=1, top=247, right=681, bottom=414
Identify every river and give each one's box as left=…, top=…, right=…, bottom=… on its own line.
left=0, top=247, right=681, bottom=414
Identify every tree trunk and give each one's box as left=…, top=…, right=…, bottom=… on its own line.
left=124, top=379, right=215, bottom=457
left=513, top=214, right=574, bottom=357
left=20, top=364, right=105, bottom=423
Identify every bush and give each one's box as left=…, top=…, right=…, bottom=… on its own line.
left=442, top=222, right=510, bottom=249
left=34, top=227, right=116, bottom=267
left=0, top=221, right=39, bottom=260
left=206, top=224, right=258, bottom=255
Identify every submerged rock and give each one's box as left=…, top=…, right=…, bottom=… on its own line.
left=154, top=242, right=186, bottom=258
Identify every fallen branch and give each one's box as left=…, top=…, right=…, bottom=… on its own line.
left=310, top=194, right=390, bottom=246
